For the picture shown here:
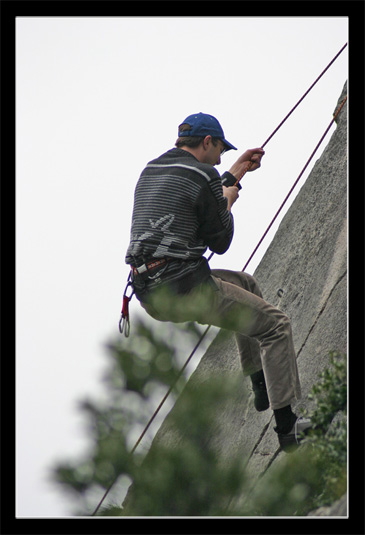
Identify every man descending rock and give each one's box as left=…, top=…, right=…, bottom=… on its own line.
left=125, top=112, right=312, bottom=452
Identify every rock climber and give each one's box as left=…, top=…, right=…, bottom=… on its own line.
left=125, top=112, right=312, bottom=452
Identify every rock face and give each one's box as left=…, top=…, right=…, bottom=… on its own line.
left=123, top=82, right=347, bottom=516
left=253, top=81, right=347, bottom=419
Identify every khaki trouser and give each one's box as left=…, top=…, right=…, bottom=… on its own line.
left=141, top=269, right=301, bottom=410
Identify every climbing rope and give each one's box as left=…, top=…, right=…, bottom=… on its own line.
left=241, top=94, right=347, bottom=272
left=259, top=42, right=347, bottom=150
left=93, top=44, right=347, bottom=515
left=231, top=42, right=347, bottom=187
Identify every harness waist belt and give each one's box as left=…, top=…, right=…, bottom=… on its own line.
left=131, top=258, right=167, bottom=275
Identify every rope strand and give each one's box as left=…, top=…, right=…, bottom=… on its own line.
left=230, top=44, right=346, bottom=188
left=260, top=43, right=347, bottom=149
left=91, top=325, right=211, bottom=515
left=242, top=95, right=347, bottom=272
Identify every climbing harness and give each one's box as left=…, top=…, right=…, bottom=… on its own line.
left=99, top=43, right=347, bottom=516
left=130, top=258, right=168, bottom=276
left=119, top=259, right=170, bottom=336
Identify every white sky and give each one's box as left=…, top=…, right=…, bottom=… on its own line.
left=16, top=16, right=348, bottom=517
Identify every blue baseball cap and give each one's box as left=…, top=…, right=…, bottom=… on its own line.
left=178, top=112, right=237, bottom=152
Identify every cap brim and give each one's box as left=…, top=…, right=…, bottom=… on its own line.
left=222, top=139, right=237, bottom=151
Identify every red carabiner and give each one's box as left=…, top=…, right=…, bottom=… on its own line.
left=119, top=280, right=135, bottom=337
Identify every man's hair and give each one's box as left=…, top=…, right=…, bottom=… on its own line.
left=175, top=123, right=220, bottom=149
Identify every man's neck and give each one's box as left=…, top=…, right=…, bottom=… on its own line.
left=178, top=146, right=204, bottom=163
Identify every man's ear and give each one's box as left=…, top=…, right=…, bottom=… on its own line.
left=203, top=135, right=212, bottom=150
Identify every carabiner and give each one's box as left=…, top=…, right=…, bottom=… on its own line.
left=119, top=279, right=135, bottom=337
left=119, top=311, right=130, bottom=337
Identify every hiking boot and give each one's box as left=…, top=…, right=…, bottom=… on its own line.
left=250, top=370, right=270, bottom=412
left=276, top=417, right=313, bottom=453
left=252, top=381, right=270, bottom=412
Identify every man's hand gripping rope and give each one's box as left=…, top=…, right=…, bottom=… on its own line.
left=229, top=147, right=265, bottom=183
left=222, top=147, right=265, bottom=211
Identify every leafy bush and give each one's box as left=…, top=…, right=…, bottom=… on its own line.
left=300, top=350, right=347, bottom=510
left=53, top=325, right=347, bottom=517
left=240, top=351, right=347, bottom=516
left=53, top=318, right=196, bottom=514
left=120, top=374, right=248, bottom=516
left=53, top=318, right=246, bottom=516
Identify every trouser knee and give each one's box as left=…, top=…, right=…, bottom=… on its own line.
left=272, top=310, right=292, bottom=337
left=211, top=269, right=263, bottom=298
left=243, top=273, right=263, bottom=298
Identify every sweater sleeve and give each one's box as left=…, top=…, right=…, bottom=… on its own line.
left=195, top=171, right=234, bottom=254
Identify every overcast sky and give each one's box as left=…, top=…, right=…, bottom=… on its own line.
left=16, top=16, right=348, bottom=517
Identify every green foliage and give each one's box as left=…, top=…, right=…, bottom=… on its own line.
left=53, top=318, right=243, bottom=516
left=53, top=323, right=347, bottom=517
left=305, top=350, right=347, bottom=429
left=240, top=351, right=347, bottom=516
left=121, top=376, right=247, bottom=516
left=53, top=318, right=199, bottom=514
left=300, top=350, right=347, bottom=509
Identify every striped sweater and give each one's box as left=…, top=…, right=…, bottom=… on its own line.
left=125, top=148, right=237, bottom=298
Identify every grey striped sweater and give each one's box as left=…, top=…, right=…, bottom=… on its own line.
left=125, top=148, right=236, bottom=298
